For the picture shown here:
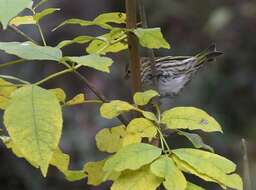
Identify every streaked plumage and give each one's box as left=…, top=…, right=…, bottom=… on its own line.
left=141, top=44, right=223, bottom=97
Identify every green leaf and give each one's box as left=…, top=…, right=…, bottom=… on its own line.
left=111, top=166, right=162, bottom=190
left=49, top=88, right=66, bottom=103
left=54, top=12, right=126, bottom=31
left=172, top=148, right=243, bottom=190
left=66, top=54, right=113, bottom=73
left=161, top=107, right=223, bottom=133
left=53, top=18, right=112, bottom=31
left=34, top=8, right=60, bottom=22
left=65, top=93, right=85, bottom=106
left=133, top=90, right=159, bottom=106
left=177, top=130, right=214, bottom=152
left=96, top=125, right=126, bottom=153
left=4, top=85, right=63, bottom=176
left=9, top=16, right=36, bottom=26
left=127, top=118, right=157, bottom=138
left=185, top=182, right=205, bottom=190
left=57, top=36, right=95, bottom=49
left=0, top=0, right=32, bottom=29
left=86, top=28, right=127, bottom=55
left=0, top=78, right=17, bottom=109
left=84, top=159, right=120, bottom=186
left=103, top=143, right=162, bottom=172
left=134, top=28, right=170, bottom=49
left=100, top=100, right=134, bottom=119
left=50, top=148, right=86, bottom=181
left=0, top=42, right=62, bottom=61
left=150, top=156, right=187, bottom=190
left=94, top=12, right=126, bottom=24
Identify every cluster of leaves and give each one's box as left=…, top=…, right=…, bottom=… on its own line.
left=85, top=90, right=242, bottom=190
left=0, top=0, right=243, bottom=190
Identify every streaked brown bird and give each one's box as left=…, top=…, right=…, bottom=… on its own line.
left=140, top=44, right=223, bottom=97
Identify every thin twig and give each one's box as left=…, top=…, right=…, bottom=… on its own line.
left=0, top=59, right=25, bottom=69
left=138, top=0, right=158, bottom=90
left=9, top=25, right=38, bottom=44
left=72, top=70, right=128, bottom=125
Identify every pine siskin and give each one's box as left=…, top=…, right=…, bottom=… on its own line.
left=140, top=44, right=223, bottom=97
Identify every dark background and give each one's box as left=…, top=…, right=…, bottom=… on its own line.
left=0, top=0, right=255, bottom=189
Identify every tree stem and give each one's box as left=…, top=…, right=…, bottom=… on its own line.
left=125, top=0, right=141, bottom=93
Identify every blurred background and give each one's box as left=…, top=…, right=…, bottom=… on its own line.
left=0, top=0, right=255, bottom=189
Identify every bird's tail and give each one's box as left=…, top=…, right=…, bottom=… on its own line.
left=195, top=44, right=223, bottom=65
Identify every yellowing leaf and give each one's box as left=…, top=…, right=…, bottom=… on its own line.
left=0, top=0, right=32, bottom=29
left=84, top=159, right=120, bottom=186
left=50, top=148, right=86, bottom=181
left=141, top=110, right=158, bottom=122
left=66, top=93, right=85, bottom=106
left=53, top=18, right=112, bottom=31
left=177, top=131, right=214, bottom=152
left=111, top=166, right=162, bottom=190
left=57, top=35, right=95, bottom=48
left=54, top=12, right=126, bottom=32
left=103, top=143, right=162, bottom=172
left=150, top=156, right=187, bottom=190
left=4, top=85, right=63, bottom=176
left=122, top=133, right=141, bottom=146
left=9, top=16, right=36, bottom=26
left=133, top=90, right=159, bottom=106
left=134, top=28, right=170, bottom=49
left=49, top=88, right=66, bottom=103
left=94, top=12, right=126, bottom=24
left=0, top=78, right=17, bottom=109
left=100, top=100, right=134, bottom=119
left=0, top=42, right=62, bottom=61
left=186, top=182, right=205, bottom=190
left=86, top=29, right=127, bottom=55
left=0, top=135, right=39, bottom=167
left=127, top=118, right=157, bottom=138
left=172, top=155, right=214, bottom=183
left=96, top=125, right=126, bottom=153
left=34, top=8, right=60, bottom=22
left=66, top=54, right=113, bottom=73
left=172, top=148, right=243, bottom=190
left=161, top=107, right=223, bottom=133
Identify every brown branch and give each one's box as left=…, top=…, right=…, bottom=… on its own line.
left=125, top=0, right=141, bottom=93
left=73, top=70, right=128, bottom=125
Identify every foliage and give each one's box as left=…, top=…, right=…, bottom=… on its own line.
left=0, top=1, right=242, bottom=190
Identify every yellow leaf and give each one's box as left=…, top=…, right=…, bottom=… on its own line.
left=133, top=90, right=159, bottom=106
left=84, top=159, right=120, bottom=186
left=172, top=149, right=243, bottom=190
left=103, top=143, right=162, bottom=172
left=96, top=125, right=126, bottom=153
left=122, top=133, right=141, bottom=146
left=66, top=93, right=85, bottom=106
left=0, top=78, right=17, bottom=109
left=161, top=107, right=223, bottom=133
left=49, top=88, right=66, bottom=103
left=100, top=100, right=134, bottom=119
left=9, top=16, right=36, bottom=26
left=4, top=85, right=63, bottom=176
left=150, top=155, right=187, bottom=190
left=111, top=166, right=163, bottom=190
left=50, top=148, right=86, bottom=181
left=127, top=118, right=157, bottom=139
left=185, top=182, right=205, bottom=190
